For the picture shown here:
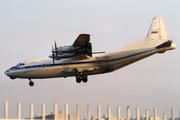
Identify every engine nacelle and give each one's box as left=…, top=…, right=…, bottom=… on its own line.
left=55, top=53, right=75, bottom=60
left=49, top=53, right=75, bottom=60
left=54, top=46, right=80, bottom=55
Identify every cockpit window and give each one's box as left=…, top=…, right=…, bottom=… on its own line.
left=19, top=63, right=25, bottom=66
left=11, top=63, right=25, bottom=69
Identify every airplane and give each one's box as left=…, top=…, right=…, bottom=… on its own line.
left=4, top=17, right=176, bottom=86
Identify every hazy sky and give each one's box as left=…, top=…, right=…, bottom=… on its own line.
left=1, top=0, right=180, bottom=119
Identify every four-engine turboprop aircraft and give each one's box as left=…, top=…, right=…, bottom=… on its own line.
left=4, top=17, right=176, bottom=86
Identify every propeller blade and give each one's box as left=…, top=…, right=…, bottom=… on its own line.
left=55, top=41, right=57, bottom=49
left=51, top=46, right=55, bottom=64
left=54, top=42, right=58, bottom=57
left=50, top=42, right=58, bottom=64
left=53, top=57, right=55, bottom=64
left=52, top=52, right=55, bottom=64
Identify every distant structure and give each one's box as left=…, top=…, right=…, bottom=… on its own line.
left=33, top=111, right=77, bottom=120
left=1, top=101, right=180, bottom=120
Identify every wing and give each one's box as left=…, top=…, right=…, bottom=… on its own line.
left=49, top=34, right=92, bottom=61
left=73, top=34, right=92, bottom=57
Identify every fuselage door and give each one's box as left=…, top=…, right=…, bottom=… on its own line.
left=63, top=60, right=69, bottom=69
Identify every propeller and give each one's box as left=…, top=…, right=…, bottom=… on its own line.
left=55, top=41, right=57, bottom=49
left=50, top=41, right=58, bottom=64
left=54, top=41, right=58, bottom=57
left=52, top=46, right=55, bottom=64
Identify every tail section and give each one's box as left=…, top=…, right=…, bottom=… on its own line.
left=146, top=17, right=169, bottom=40
left=118, top=17, right=175, bottom=51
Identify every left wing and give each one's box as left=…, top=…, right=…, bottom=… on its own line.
left=73, top=34, right=92, bottom=57
left=49, top=34, right=92, bottom=61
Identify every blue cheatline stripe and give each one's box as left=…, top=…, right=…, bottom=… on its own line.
left=10, top=48, right=157, bottom=71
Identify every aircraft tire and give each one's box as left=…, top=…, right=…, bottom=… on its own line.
left=75, top=76, right=81, bottom=83
left=82, top=75, right=88, bottom=83
left=82, top=78, right=88, bottom=83
left=29, top=81, right=34, bottom=86
left=76, top=79, right=81, bottom=83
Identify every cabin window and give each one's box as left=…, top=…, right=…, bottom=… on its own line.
left=42, top=64, right=46, bottom=67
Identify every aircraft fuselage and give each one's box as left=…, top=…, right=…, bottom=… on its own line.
left=5, top=44, right=175, bottom=80
left=4, top=17, right=176, bottom=86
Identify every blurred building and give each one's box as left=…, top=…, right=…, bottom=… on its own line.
left=33, top=111, right=78, bottom=120
left=1, top=101, right=180, bottom=120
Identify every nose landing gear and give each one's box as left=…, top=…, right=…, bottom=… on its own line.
left=29, top=79, right=34, bottom=86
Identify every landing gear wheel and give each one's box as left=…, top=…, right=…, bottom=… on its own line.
left=75, top=74, right=88, bottom=83
left=82, top=75, right=88, bottom=83
left=29, top=81, right=34, bottom=86
left=76, top=79, right=81, bottom=83
left=81, top=75, right=88, bottom=83
left=82, top=78, right=88, bottom=83
left=76, top=76, right=81, bottom=83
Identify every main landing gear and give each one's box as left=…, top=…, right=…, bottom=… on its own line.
left=29, top=79, right=34, bottom=86
left=76, top=74, right=88, bottom=83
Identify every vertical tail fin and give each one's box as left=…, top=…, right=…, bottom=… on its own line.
left=146, top=17, right=170, bottom=41
left=118, top=17, right=173, bottom=51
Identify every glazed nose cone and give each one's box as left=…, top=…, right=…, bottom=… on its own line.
left=4, top=69, right=9, bottom=76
